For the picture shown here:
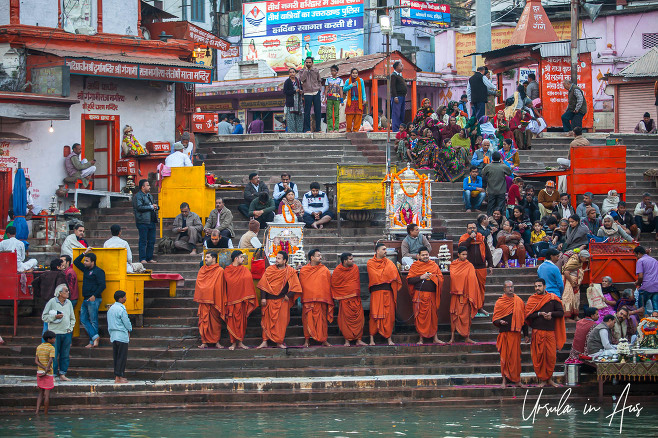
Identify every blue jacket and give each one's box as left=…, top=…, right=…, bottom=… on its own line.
left=343, top=78, right=367, bottom=103
left=537, top=260, right=564, bottom=297
left=463, top=175, right=483, bottom=191
left=471, top=148, right=493, bottom=168
left=232, top=124, right=244, bottom=134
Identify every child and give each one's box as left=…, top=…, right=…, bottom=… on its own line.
left=395, top=123, right=408, bottom=161
left=406, top=130, right=419, bottom=163
left=36, top=331, right=56, bottom=414
left=530, top=220, right=549, bottom=257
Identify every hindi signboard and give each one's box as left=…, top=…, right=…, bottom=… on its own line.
left=400, top=1, right=450, bottom=28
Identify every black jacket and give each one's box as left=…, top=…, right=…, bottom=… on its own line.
left=73, top=253, right=106, bottom=300
left=469, top=72, right=488, bottom=104
left=390, top=73, right=408, bottom=98
left=243, top=181, right=270, bottom=203
left=133, top=190, right=157, bottom=225
left=283, top=78, right=300, bottom=108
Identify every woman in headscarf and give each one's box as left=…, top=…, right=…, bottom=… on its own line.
left=597, top=214, right=633, bottom=242
left=436, top=105, right=449, bottom=125
left=478, top=115, right=498, bottom=150
left=561, top=249, right=591, bottom=320
left=434, top=137, right=470, bottom=183
left=494, top=109, right=512, bottom=144
left=343, top=68, right=367, bottom=133
left=501, top=138, right=520, bottom=170
left=601, top=189, right=619, bottom=216
left=416, top=98, right=434, bottom=121
left=425, top=117, right=442, bottom=145
left=596, top=276, right=620, bottom=323
left=463, top=116, right=481, bottom=149
left=562, top=214, right=590, bottom=252
left=440, top=116, right=461, bottom=143
left=447, top=100, right=468, bottom=127
left=450, top=128, right=471, bottom=152
left=411, top=129, right=440, bottom=170
left=277, top=189, right=304, bottom=221
left=509, top=109, right=532, bottom=150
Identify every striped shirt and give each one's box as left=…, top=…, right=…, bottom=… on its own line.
left=36, top=342, right=55, bottom=375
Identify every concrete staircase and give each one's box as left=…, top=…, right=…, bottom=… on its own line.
left=1, top=133, right=656, bottom=410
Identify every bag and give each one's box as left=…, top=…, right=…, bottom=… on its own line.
left=250, top=248, right=269, bottom=280
left=157, top=237, right=175, bottom=254
left=586, top=284, right=607, bottom=309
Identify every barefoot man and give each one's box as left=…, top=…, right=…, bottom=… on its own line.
left=458, top=223, right=493, bottom=316
left=224, top=250, right=258, bottom=350
left=407, top=246, right=444, bottom=345
left=331, top=253, right=366, bottom=346
left=525, top=277, right=566, bottom=387
left=194, top=252, right=226, bottom=349
left=257, top=251, right=302, bottom=349
left=367, top=243, right=401, bottom=346
left=493, top=280, right=529, bottom=388
left=299, top=249, right=334, bottom=347
left=449, top=246, right=479, bottom=344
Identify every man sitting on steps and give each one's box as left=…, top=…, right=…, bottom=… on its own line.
left=238, top=172, right=269, bottom=219
left=172, top=202, right=203, bottom=255
left=302, top=182, right=334, bottom=229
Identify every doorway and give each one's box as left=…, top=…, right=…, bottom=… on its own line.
left=81, top=115, right=120, bottom=191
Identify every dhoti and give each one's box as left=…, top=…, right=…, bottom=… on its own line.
left=450, top=294, right=473, bottom=338
left=337, top=297, right=364, bottom=341
left=531, top=329, right=557, bottom=381
left=261, top=299, right=290, bottom=344
left=225, top=301, right=251, bottom=343
left=369, top=289, right=395, bottom=338
left=475, top=268, right=487, bottom=310
left=414, top=290, right=438, bottom=338
left=497, top=331, right=522, bottom=383
left=198, top=303, right=222, bottom=344
left=302, top=302, right=331, bottom=343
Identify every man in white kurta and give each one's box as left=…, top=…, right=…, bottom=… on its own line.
left=103, top=224, right=135, bottom=273
left=0, top=226, right=37, bottom=272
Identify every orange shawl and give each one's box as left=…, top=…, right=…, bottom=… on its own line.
left=525, top=293, right=567, bottom=350
left=492, top=294, right=526, bottom=332
left=257, top=264, right=302, bottom=296
left=224, top=264, right=258, bottom=306
left=345, top=76, right=364, bottom=110
left=367, top=256, right=402, bottom=302
left=407, top=260, right=443, bottom=311
left=299, top=263, right=333, bottom=305
left=193, top=264, right=226, bottom=315
left=458, top=232, right=486, bottom=263
left=448, top=258, right=479, bottom=316
left=331, top=264, right=361, bottom=300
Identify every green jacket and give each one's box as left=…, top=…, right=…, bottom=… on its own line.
left=248, top=198, right=275, bottom=217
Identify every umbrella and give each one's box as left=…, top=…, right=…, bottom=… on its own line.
left=12, top=168, right=29, bottom=241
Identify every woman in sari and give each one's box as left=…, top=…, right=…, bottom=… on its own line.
left=440, top=116, right=461, bottom=143
left=434, top=137, right=469, bottom=182
left=463, top=116, right=481, bottom=150
left=447, top=100, right=468, bottom=127
left=450, top=128, right=471, bottom=152
left=596, top=276, right=620, bottom=323
left=509, top=109, right=532, bottom=150
left=415, top=98, right=434, bottom=122
left=494, top=110, right=512, bottom=144
left=436, top=105, right=449, bottom=125
left=561, top=250, right=591, bottom=321
left=343, top=68, right=367, bottom=133
left=277, top=189, right=304, bottom=221
left=501, top=138, right=520, bottom=170
left=411, top=130, right=440, bottom=170
left=425, top=117, right=442, bottom=145
left=478, top=115, right=498, bottom=150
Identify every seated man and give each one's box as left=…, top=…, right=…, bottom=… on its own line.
left=463, top=166, right=485, bottom=212
left=238, top=220, right=262, bottom=249
left=172, top=202, right=203, bottom=254
left=60, top=223, right=88, bottom=258
left=164, top=142, right=193, bottom=168
left=557, top=126, right=589, bottom=168
left=613, top=201, right=639, bottom=240
left=302, top=182, right=334, bottom=229
left=401, top=223, right=432, bottom=268
left=552, top=193, right=575, bottom=221
left=248, top=192, right=275, bottom=229
left=470, top=139, right=493, bottom=170
left=204, top=229, right=233, bottom=250
left=272, top=172, right=299, bottom=207
left=26, top=178, right=43, bottom=216
left=586, top=315, right=617, bottom=358
left=576, top=191, right=601, bottom=218
left=537, top=181, right=559, bottom=219
left=103, top=224, right=136, bottom=273
left=0, top=226, right=38, bottom=272
left=238, top=172, right=269, bottom=218
left=520, top=186, right=540, bottom=222
left=634, top=192, right=658, bottom=241
left=204, top=197, right=234, bottom=240
left=634, top=112, right=657, bottom=134
left=63, top=143, right=96, bottom=188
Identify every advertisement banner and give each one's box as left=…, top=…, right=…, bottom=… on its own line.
left=401, top=1, right=450, bottom=28
left=243, top=0, right=364, bottom=71
left=540, top=54, right=593, bottom=129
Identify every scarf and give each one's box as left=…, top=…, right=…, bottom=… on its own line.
left=600, top=216, right=621, bottom=237
left=346, top=76, right=364, bottom=110
left=458, top=232, right=486, bottom=262
left=281, top=197, right=304, bottom=216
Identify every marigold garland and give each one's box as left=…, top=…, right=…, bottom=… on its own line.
left=382, top=167, right=431, bottom=227
left=281, top=204, right=296, bottom=223
left=640, top=317, right=658, bottom=336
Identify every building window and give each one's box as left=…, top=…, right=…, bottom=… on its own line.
left=642, top=33, right=658, bottom=49
left=191, top=0, right=205, bottom=22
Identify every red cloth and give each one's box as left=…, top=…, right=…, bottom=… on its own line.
left=367, top=257, right=401, bottom=338
left=299, top=264, right=334, bottom=342
left=493, top=294, right=526, bottom=382
left=224, top=264, right=258, bottom=343
left=331, top=264, right=364, bottom=341
left=449, top=259, right=479, bottom=337
left=407, top=260, right=443, bottom=338
left=507, top=183, right=522, bottom=206
left=258, top=265, right=302, bottom=343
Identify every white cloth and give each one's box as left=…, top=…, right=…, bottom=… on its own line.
left=104, top=236, right=134, bottom=273
left=60, top=233, right=86, bottom=257
left=591, top=329, right=617, bottom=358
left=80, top=159, right=97, bottom=178
left=165, top=151, right=193, bottom=168
left=0, top=237, right=37, bottom=272
left=528, top=117, right=547, bottom=135
left=401, top=256, right=415, bottom=268
left=183, top=141, right=194, bottom=159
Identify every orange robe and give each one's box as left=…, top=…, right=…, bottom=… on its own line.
left=299, top=263, right=334, bottom=342
left=492, top=294, right=526, bottom=383
left=449, top=259, right=479, bottom=338
left=407, top=260, right=444, bottom=338
left=331, top=264, right=364, bottom=341
left=525, top=293, right=567, bottom=381
left=193, top=264, right=226, bottom=344
left=257, top=265, right=302, bottom=344
left=459, top=233, right=488, bottom=309
left=224, top=264, right=258, bottom=343
left=367, top=256, right=402, bottom=339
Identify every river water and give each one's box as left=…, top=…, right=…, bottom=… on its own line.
left=1, top=402, right=654, bottom=437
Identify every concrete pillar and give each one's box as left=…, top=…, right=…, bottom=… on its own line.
left=473, top=0, right=491, bottom=70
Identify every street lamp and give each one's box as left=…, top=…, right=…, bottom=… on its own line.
left=380, top=13, right=392, bottom=173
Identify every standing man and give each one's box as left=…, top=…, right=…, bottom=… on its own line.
left=298, top=56, right=322, bottom=133
left=63, top=143, right=96, bottom=188
left=367, top=243, right=402, bottom=346
left=467, top=66, right=498, bottom=121
left=257, top=251, right=302, bottom=349
left=217, top=115, right=233, bottom=135
left=481, top=152, right=512, bottom=216
left=400, top=223, right=432, bottom=268
left=537, top=248, right=564, bottom=297
left=60, top=223, right=88, bottom=258
left=238, top=172, right=269, bottom=219
left=194, top=252, right=226, bottom=349
left=133, top=179, right=158, bottom=264
left=525, top=278, right=566, bottom=387
left=324, top=65, right=344, bottom=133
left=299, top=249, right=334, bottom=347
left=331, top=253, right=366, bottom=346
left=103, top=224, right=135, bottom=273
left=526, top=73, right=539, bottom=102
left=390, top=61, right=408, bottom=132
left=60, top=255, right=79, bottom=308
left=448, top=246, right=480, bottom=344
left=458, top=222, right=493, bottom=316
left=561, top=79, right=587, bottom=135
left=172, top=202, right=203, bottom=255
left=204, top=197, right=234, bottom=240
left=74, top=247, right=106, bottom=348
left=107, top=290, right=132, bottom=384
left=635, top=245, right=658, bottom=316
left=247, top=116, right=265, bottom=134
left=407, top=246, right=444, bottom=345
left=223, top=250, right=258, bottom=350
left=492, top=281, right=528, bottom=388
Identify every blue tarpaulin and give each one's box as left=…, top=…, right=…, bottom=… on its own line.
left=12, top=168, right=29, bottom=241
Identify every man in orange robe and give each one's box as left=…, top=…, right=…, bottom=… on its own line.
left=224, top=250, right=258, bottom=350
left=193, top=252, right=226, bottom=349
left=299, top=248, right=334, bottom=347
left=525, top=277, right=566, bottom=387
left=256, top=251, right=302, bottom=349
left=367, top=243, right=402, bottom=346
left=407, top=246, right=444, bottom=344
left=331, top=252, right=366, bottom=346
left=459, top=222, right=493, bottom=316
left=492, top=280, right=529, bottom=388
left=448, top=246, right=479, bottom=344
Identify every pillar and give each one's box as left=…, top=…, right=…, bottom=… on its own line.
left=372, top=78, right=379, bottom=132
left=473, top=0, right=491, bottom=71
left=411, top=80, right=417, bottom=121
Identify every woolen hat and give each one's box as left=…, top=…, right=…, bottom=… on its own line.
left=173, top=142, right=184, bottom=151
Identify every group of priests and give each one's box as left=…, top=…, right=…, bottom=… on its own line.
left=194, top=244, right=565, bottom=387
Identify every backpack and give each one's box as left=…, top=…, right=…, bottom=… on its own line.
left=157, top=237, right=175, bottom=254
